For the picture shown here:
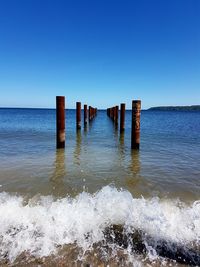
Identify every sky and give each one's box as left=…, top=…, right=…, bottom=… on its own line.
left=0, top=0, right=199, bottom=109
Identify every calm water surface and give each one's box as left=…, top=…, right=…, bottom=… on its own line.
left=0, top=108, right=199, bottom=201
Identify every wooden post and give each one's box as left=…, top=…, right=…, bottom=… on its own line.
left=120, top=103, right=125, bottom=132
left=84, top=104, right=87, bottom=125
left=76, top=102, right=81, bottom=130
left=115, top=105, right=119, bottom=124
left=91, top=107, right=93, bottom=119
left=89, top=106, right=91, bottom=121
left=111, top=107, right=114, bottom=120
left=56, top=96, right=65, bottom=149
left=131, top=100, right=141, bottom=149
left=113, top=106, right=116, bottom=122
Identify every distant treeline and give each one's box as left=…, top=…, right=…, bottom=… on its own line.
left=148, top=105, right=200, bottom=111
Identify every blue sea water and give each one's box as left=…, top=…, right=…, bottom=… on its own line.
left=0, top=108, right=199, bottom=200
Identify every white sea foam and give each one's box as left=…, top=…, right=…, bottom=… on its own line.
left=0, top=185, right=200, bottom=262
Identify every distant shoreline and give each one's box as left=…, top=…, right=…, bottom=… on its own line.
left=148, top=105, right=200, bottom=111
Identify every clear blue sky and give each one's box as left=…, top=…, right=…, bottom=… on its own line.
left=0, top=0, right=199, bottom=109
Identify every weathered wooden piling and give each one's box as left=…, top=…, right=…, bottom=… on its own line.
left=112, top=107, right=114, bottom=120
left=113, top=106, right=116, bottom=122
left=91, top=107, right=94, bottom=119
left=120, top=103, right=125, bottom=132
left=110, top=107, right=112, bottom=119
left=109, top=108, right=111, bottom=117
left=56, top=96, right=65, bottom=149
left=113, top=107, right=115, bottom=121
left=76, top=102, right=81, bottom=130
left=89, top=106, right=91, bottom=121
left=84, top=104, right=87, bottom=125
left=115, top=105, right=119, bottom=124
left=89, top=106, right=97, bottom=120
left=131, top=100, right=141, bottom=149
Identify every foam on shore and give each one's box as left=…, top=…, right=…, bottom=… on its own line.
left=0, top=185, right=200, bottom=263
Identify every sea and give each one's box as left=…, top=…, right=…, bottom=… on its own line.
left=0, top=108, right=200, bottom=266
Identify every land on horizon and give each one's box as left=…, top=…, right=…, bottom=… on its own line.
left=148, top=105, right=200, bottom=111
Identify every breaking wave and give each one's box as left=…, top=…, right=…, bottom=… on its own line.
left=0, top=185, right=200, bottom=265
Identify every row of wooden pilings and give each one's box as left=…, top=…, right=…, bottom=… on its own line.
left=107, top=100, right=141, bottom=149
left=56, top=96, right=141, bottom=150
left=56, top=96, right=97, bottom=149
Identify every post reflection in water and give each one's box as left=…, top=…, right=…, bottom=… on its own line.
left=88, top=118, right=93, bottom=132
left=50, top=149, right=66, bottom=194
left=130, top=150, right=140, bottom=174
left=113, top=121, right=118, bottom=141
left=119, top=132, right=125, bottom=161
left=74, top=130, right=82, bottom=165
left=125, top=150, right=142, bottom=193
left=84, top=124, right=87, bottom=135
